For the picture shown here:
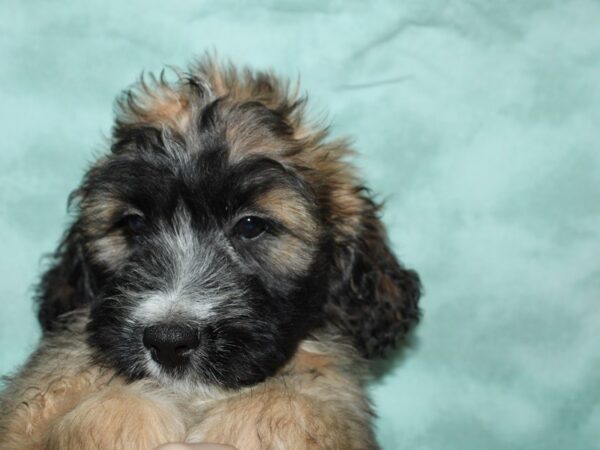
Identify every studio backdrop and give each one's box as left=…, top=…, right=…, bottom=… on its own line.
left=1, top=1, right=599, bottom=449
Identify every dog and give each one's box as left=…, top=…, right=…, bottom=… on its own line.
left=0, top=57, right=421, bottom=450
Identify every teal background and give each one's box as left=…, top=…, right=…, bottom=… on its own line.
left=1, top=1, right=599, bottom=448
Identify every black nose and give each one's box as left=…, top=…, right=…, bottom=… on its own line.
left=143, top=324, right=200, bottom=368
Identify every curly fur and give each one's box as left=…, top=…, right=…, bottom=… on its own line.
left=0, top=56, right=421, bottom=450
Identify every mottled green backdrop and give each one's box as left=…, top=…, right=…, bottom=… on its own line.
left=1, top=1, right=599, bottom=449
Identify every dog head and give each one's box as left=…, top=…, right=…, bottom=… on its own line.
left=37, top=59, right=421, bottom=389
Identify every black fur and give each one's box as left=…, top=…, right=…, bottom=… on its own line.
left=37, top=223, right=104, bottom=332
left=326, top=198, right=421, bottom=358
left=35, top=69, right=421, bottom=390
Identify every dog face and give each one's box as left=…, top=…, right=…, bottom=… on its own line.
left=36, top=60, right=421, bottom=390
left=82, top=100, right=330, bottom=389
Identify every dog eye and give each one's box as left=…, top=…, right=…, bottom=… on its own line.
left=122, top=214, right=146, bottom=234
left=234, top=216, right=267, bottom=240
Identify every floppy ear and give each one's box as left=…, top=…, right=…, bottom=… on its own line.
left=326, top=197, right=422, bottom=359
left=36, top=218, right=98, bottom=332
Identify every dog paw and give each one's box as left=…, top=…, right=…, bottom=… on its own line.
left=45, top=383, right=186, bottom=450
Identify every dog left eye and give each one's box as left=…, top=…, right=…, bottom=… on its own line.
left=234, top=216, right=267, bottom=240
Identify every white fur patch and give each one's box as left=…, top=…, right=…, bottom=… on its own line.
left=131, top=206, right=244, bottom=325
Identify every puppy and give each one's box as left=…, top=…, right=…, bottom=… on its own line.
left=0, top=57, right=421, bottom=450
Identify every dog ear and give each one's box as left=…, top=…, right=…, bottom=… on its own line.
left=326, top=196, right=422, bottom=359
left=36, top=217, right=98, bottom=332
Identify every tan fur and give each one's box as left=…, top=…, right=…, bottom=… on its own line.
left=186, top=342, right=374, bottom=450
left=87, top=233, right=129, bottom=267
left=0, top=311, right=375, bottom=450
left=0, top=58, right=386, bottom=449
left=0, top=313, right=115, bottom=449
left=254, top=189, right=317, bottom=240
left=253, top=188, right=318, bottom=275
left=46, top=382, right=187, bottom=450
left=113, top=57, right=368, bottom=245
left=222, top=101, right=298, bottom=164
left=290, top=139, right=366, bottom=241
left=0, top=369, right=111, bottom=450
left=196, top=62, right=368, bottom=244
left=80, top=195, right=131, bottom=267
left=115, top=74, right=192, bottom=133
left=267, top=236, right=315, bottom=277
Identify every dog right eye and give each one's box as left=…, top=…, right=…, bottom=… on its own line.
left=121, top=214, right=146, bottom=234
